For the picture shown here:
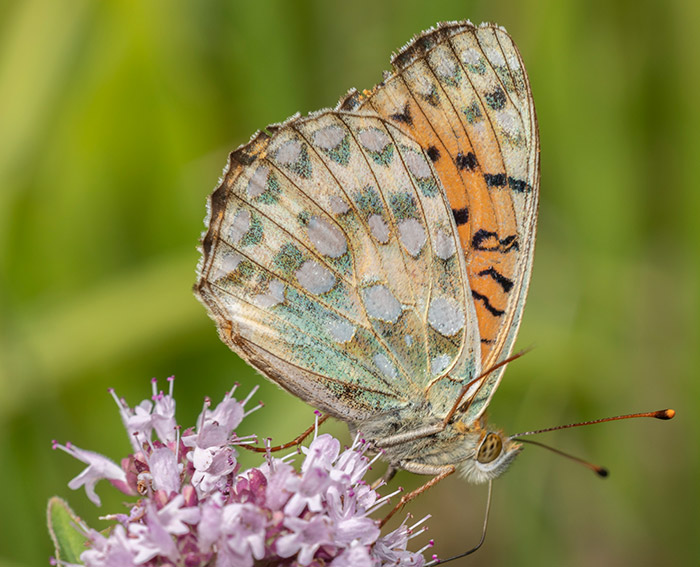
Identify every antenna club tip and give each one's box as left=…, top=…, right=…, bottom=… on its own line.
left=658, top=409, right=675, bottom=420
left=596, top=467, right=609, bottom=478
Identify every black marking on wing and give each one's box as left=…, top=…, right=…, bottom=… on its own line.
left=485, top=87, right=507, bottom=110
left=508, top=176, right=532, bottom=193
left=390, top=103, right=413, bottom=126
left=426, top=145, right=441, bottom=162
left=477, top=267, right=514, bottom=292
left=472, top=229, right=519, bottom=253
left=484, top=173, right=507, bottom=187
left=452, top=207, right=470, bottom=226
left=472, top=289, right=505, bottom=317
left=455, top=151, right=477, bottom=171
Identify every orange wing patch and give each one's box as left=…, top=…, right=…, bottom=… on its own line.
left=344, top=22, right=538, bottom=372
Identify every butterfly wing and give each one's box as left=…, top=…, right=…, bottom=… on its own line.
left=196, top=109, right=482, bottom=423
left=343, top=22, right=540, bottom=419
left=196, top=21, right=538, bottom=427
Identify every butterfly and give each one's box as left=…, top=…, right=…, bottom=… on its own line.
left=195, top=21, right=538, bottom=489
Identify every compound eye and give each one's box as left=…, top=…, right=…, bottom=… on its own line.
left=477, top=433, right=503, bottom=464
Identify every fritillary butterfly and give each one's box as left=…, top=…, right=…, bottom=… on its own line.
left=196, top=21, right=538, bottom=486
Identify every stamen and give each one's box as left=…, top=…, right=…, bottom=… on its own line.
left=366, top=486, right=403, bottom=514
left=280, top=452, right=297, bottom=464
left=241, top=384, right=260, bottom=407
left=107, top=387, right=122, bottom=408
left=175, top=426, right=181, bottom=461
left=243, top=401, right=264, bottom=418
left=409, top=514, right=432, bottom=532
left=231, top=434, right=258, bottom=445
left=227, top=382, right=239, bottom=399
left=349, top=431, right=363, bottom=452
left=417, top=538, right=435, bottom=554
left=367, top=449, right=385, bottom=469
left=196, top=398, right=211, bottom=431
left=166, top=375, right=174, bottom=397
left=313, top=410, right=322, bottom=439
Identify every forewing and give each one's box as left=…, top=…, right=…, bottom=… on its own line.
left=196, top=109, right=481, bottom=421
left=343, top=22, right=540, bottom=417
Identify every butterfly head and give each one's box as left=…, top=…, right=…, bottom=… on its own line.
left=459, top=430, right=522, bottom=484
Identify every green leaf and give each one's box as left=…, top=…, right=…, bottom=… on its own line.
left=47, top=496, right=89, bottom=564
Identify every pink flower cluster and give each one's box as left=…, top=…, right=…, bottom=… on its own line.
left=53, top=378, right=432, bottom=566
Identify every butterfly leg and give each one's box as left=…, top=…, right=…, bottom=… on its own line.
left=374, top=423, right=446, bottom=449
left=380, top=463, right=455, bottom=527
left=242, top=414, right=330, bottom=453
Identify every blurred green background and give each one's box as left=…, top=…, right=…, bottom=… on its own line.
left=1, top=0, right=698, bottom=565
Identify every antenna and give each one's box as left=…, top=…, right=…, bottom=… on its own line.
left=516, top=438, right=608, bottom=477
left=512, top=409, right=675, bottom=438
left=432, top=406, right=675, bottom=562
left=509, top=409, right=675, bottom=478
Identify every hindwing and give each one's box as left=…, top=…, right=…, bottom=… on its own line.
left=196, top=20, right=539, bottom=425
left=197, top=111, right=482, bottom=421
